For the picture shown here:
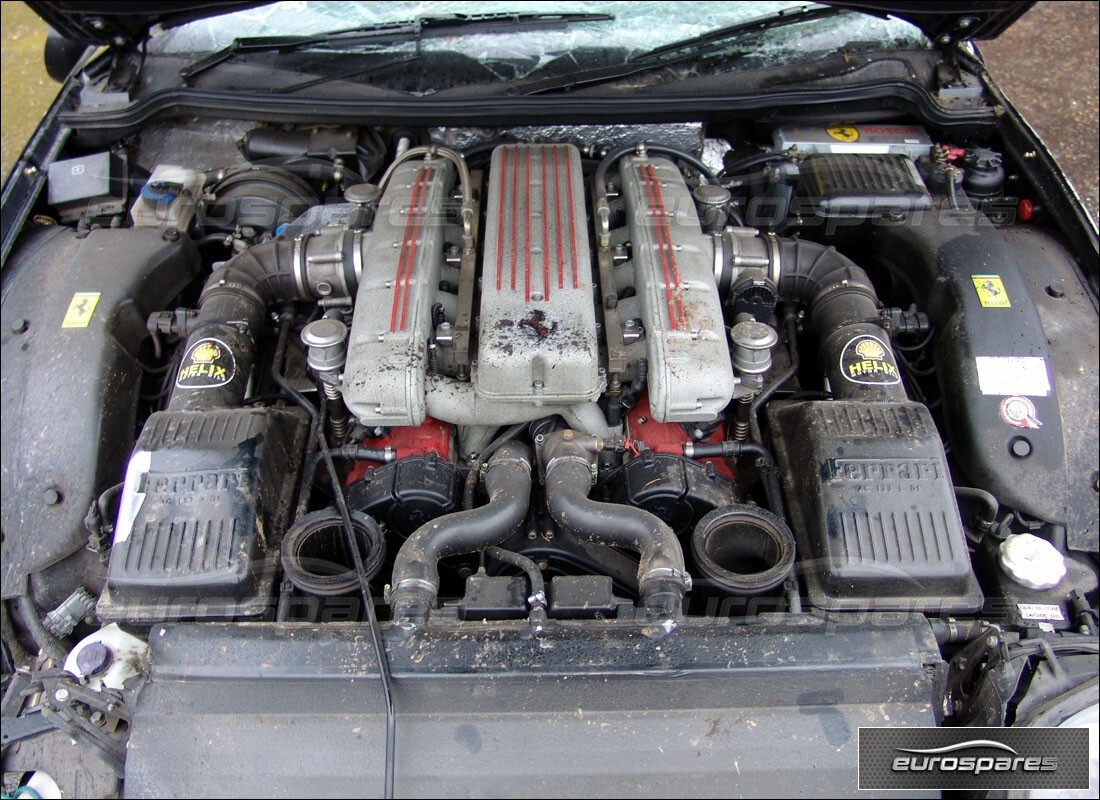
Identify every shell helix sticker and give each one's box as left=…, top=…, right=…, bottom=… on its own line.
left=176, top=338, right=235, bottom=389
left=61, top=292, right=101, bottom=328
left=1000, top=395, right=1043, bottom=429
left=826, top=126, right=859, bottom=143
left=839, top=334, right=901, bottom=385
left=971, top=274, right=1011, bottom=308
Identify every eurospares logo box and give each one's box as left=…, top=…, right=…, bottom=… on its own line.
left=858, top=727, right=1091, bottom=791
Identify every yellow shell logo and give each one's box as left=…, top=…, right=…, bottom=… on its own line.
left=826, top=126, right=859, bottom=143
left=855, top=339, right=885, bottom=360
left=191, top=342, right=222, bottom=363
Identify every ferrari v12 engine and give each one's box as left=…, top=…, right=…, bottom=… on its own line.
left=7, top=124, right=1093, bottom=660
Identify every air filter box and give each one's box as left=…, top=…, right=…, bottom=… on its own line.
left=97, top=407, right=307, bottom=622
left=769, top=400, right=982, bottom=612
left=794, top=153, right=932, bottom=218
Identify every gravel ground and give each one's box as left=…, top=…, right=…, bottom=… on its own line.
left=980, top=1, right=1100, bottom=223
left=2, top=2, right=1097, bottom=221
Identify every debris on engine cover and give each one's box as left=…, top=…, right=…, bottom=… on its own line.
left=769, top=400, right=983, bottom=613
left=616, top=155, right=735, bottom=422
left=476, top=144, right=603, bottom=404
left=343, top=158, right=456, bottom=427
left=97, top=407, right=307, bottom=622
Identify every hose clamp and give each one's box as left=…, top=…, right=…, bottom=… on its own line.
left=292, top=234, right=310, bottom=300
left=641, top=566, right=690, bottom=590
left=544, top=454, right=598, bottom=484
left=352, top=229, right=364, bottom=286
left=765, top=232, right=782, bottom=286
left=394, top=577, right=439, bottom=596
left=485, top=455, right=532, bottom=478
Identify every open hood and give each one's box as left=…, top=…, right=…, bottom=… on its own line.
left=29, top=0, right=1035, bottom=47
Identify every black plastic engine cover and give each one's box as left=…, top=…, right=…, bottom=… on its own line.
left=346, top=455, right=462, bottom=538
left=769, top=400, right=982, bottom=612
left=97, top=407, right=307, bottom=622
left=596, top=452, right=739, bottom=536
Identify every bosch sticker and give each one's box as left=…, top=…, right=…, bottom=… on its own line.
left=839, top=334, right=901, bottom=385
left=999, top=395, right=1042, bottom=429
left=826, top=126, right=859, bottom=143
left=972, top=275, right=1012, bottom=308
left=176, top=338, right=235, bottom=389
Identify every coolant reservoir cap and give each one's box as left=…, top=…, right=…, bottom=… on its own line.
left=999, top=533, right=1067, bottom=590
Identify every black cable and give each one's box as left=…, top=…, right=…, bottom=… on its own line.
left=683, top=440, right=786, bottom=521
left=243, top=393, right=296, bottom=406
left=953, top=486, right=1000, bottom=540
left=719, top=151, right=791, bottom=181
left=193, top=233, right=233, bottom=248
left=485, top=546, right=548, bottom=634
left=319, top=430, right=396, bottom=799
left=595, top=142, right=719, bottom=197
left=272, top=311, right=396, bottom=799
left=137, top=360, right=175, bottom=375
left=486, top=547, right=544, bottom=599
left=895, top=328, right=935, bottom=352
left=479, top=422, right=528, bottom=463
left=305, top=445, right=393, bottom=480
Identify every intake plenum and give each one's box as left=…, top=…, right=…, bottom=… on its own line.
left=389, top=442, right=533, bottom=625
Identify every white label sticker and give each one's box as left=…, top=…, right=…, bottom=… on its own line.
left=1017, top=603, right=1065, bottom=621
left=113, top=450, right=151, bottom=545
left=975, top=356, right=1051, bottom=397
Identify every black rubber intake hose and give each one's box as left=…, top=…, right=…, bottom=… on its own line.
left=390, top=442, right=533, bottom=625
left=542, top=439, right=687, bottom=624
left=775, top=238, right=907, bottom=403
left=168, top=234, right=357, bottom=412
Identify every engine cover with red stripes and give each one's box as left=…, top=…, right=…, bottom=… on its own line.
left=617, top=155, right=735, bottom=422
left=476, top=143, right=603, bottom=405
left=344, top=157, right=455, bottom=426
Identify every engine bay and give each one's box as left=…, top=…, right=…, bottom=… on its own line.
left=2, top=114, right=1098, bottom=792
left=5, top=118, right=1097, bottom=627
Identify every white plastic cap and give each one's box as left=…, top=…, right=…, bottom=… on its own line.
left=999, top=533, right=1067, bottom=591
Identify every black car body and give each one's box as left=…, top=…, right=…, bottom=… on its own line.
left=2, top=2, right=1097, bottom=797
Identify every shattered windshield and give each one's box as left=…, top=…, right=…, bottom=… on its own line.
left=152, top=1, right=929, bottom=88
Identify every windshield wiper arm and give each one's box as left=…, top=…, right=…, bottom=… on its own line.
left=180, top=12, right=614, bottom=85
left=632, top=4, right=846, bottom=63
left=515, top=5, right=848, bottom=95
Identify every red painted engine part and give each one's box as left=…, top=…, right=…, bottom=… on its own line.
left=625, top=394, right=734, bottom=480
left=345, top=416, right=453, bottom=483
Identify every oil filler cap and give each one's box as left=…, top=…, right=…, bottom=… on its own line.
left=999, top=533, right=1067, bottom=590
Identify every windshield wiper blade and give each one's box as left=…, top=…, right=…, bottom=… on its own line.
left=180, top=12, right=614, bottom=85
left=632, top=4, right=846, bottom=63
left=515, top=5, right=847, bottom=95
